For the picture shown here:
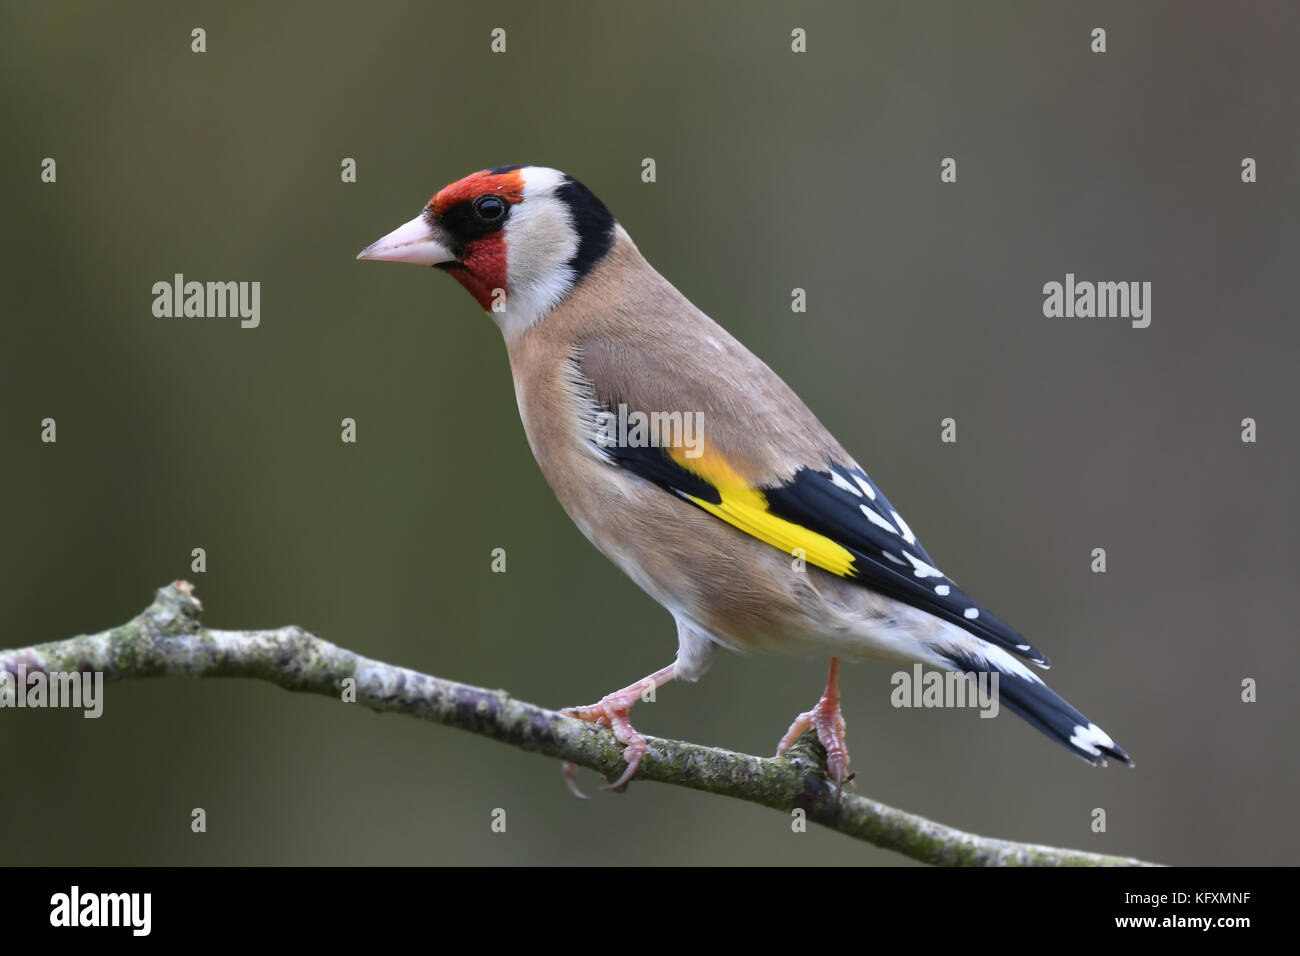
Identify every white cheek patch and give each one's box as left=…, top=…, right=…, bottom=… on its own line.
left=495, top=167, right=580, bottom=335
left=500, top=208, right=577, bottom=331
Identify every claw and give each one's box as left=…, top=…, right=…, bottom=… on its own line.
left=600, top=708, right=647, bottom=791
left=561, top=761, right=589, bottom=799
left=561, top=663, right=675, bottom=797
left=776, top=658, right=852, bottom=798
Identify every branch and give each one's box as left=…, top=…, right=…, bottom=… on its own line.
left=1, top=582, right=1157, bottom=867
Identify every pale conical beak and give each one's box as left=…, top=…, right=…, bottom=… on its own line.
left=356, top=214, right=456, bottom=266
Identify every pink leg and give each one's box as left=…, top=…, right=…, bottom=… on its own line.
left=561, top=663, right=676, bottom=797
left=776, top=658, right=851, bottom=797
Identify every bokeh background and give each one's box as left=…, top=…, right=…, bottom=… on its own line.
left=2, top=0, right=1296, bottom=866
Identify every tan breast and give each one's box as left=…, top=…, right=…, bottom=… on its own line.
left=499, top=227, right=903, bottom=658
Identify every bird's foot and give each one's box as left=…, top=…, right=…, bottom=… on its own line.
left=561, top=663, right=675, bottom=798
left=776, top=658, right=851, bottom=799
left=562, top=693, right=648, bottom=796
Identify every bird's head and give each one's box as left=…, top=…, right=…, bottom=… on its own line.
left=357, top=165, right=615, bottom=333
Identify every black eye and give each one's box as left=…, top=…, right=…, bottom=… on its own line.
left=473, top=195, right=508, bottom=222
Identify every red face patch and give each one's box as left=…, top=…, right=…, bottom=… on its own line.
left=429, top=168, right=525, bottom=217
left=428, top=168, right=526, bottom=310
left=443, top=237, right=508, bottom=310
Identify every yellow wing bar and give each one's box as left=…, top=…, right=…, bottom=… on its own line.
left=669, top=447, right=856, bottom=578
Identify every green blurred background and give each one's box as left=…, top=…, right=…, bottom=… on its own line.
left=2, top=0, right=1296, bottom=865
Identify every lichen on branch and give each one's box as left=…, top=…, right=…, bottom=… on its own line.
left=0, top=582, right=1158, bottom=867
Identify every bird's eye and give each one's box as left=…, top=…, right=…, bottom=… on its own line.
left=473, top=195, right=508, bottom=222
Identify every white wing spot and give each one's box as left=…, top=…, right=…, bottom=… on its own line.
left=904, top=551, right=944, bottom=579
left=859, top=504, right=897, bottom=533
left=852, top=474, right=877, bottom=501
left=891, top=510, right=916, bottom=545
left=830, top=470, right=861, bottom=497
left=963, top=607, right=980, bottom=620
left=1069, top=722, right=1116, bottom=756
left=882, top=551, right=907, bottom=566
left=934, top=584, right=950, bottom=596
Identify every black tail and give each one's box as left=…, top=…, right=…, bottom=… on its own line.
left=939, top=649, right=1133, bottom=767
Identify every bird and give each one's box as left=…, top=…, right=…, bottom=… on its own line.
left=357, top=164, right=1133, bottom=796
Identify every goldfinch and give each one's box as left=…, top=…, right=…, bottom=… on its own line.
left=358, top=165, right=1132, bottom=795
